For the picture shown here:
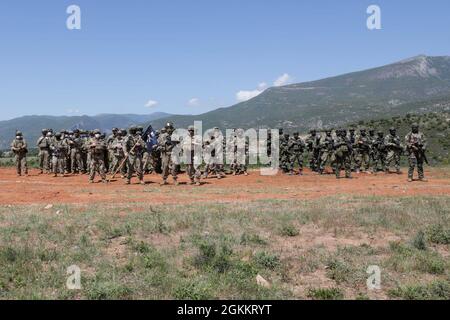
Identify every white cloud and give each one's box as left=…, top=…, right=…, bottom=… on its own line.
left=273, top=73, right=293, bottom=87
left=188, top=98, right=200, bottom=107
left=235, top=73, right=293, bottom=102
left=145, top=100, right=158, bottom=108
left=66, top=109, right=80, bottom=115
left=236, top=89, right=264, bottom=102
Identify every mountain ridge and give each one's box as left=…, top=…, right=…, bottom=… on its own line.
left=2, top=55, right=450, bottom=149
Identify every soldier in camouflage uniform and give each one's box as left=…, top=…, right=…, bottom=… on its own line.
left=405, top=123, right=428, bottom=182
left=88, top=130, right=108, bottom=183
left=184, top=126, right=202, bottom=185
left=46, top=130, right=54, bottom=173
left=234, top=129, right=249, bottom=176
left=287, top=132, right=305, bottom=175
left=355, top=128, right=371, bottom=173
left=371, top=131, right=387, bottom=174
left=11, top=131, right=28, bottom=176
left=123, top=126, right=146, bottom=185
left=318, top=129, right=335, bottom=174
left=107, top=128, right=119, bottom=173
left=50, top=132, right=68, bottom=177
left=384, top=127, right=402, bottom=174
left=203, top=132, right=224, bottom=179
left=279, top=133, right=290, bottom=174
left=37, top=129, right=50, bottom=174
left=62, top=130, right=72, bottom=174
left=84, top=131, right=95, bottom=171
left=306, top=129, right=320, bottom=172
left=110, top=129, right=127, bottom=178
left=333, top=129, right=352, bottom=179
left=368, top=128, right=376, bottom=166
left=69, top=129, right=85, bottom=174
left=347, top=128, right=357, bottom=171
left=158, top=123, right=179, bottom=185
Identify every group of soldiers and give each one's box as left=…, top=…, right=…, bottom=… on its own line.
left=10, top=122, right=428, bottom=184
left=279, top=123, right=428, bottom=181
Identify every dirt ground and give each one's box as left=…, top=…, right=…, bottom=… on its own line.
left=1, top=167, right=449, bottom=205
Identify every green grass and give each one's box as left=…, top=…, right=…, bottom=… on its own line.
left=307, top=288, right=344, bottom=300
left=0, top=195, right=449, bottom=299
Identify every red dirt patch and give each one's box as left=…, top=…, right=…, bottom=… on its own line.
left=0, top=167, right=449, bottom=205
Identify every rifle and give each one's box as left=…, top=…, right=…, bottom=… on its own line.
left=409, top=136, right=429, bottom=166
left=110, top=140, right=139, bottom=179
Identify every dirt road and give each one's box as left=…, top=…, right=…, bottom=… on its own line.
left=0, top=167, right=449, bottom=205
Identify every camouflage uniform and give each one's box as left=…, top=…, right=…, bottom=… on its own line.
left=234, top=130, right=249, bottom=176
left=84, top=132, right=95, bottom=172
left=318, top=130, right=335, bottom=174
left=347, top=129, right=357, bottom=171
left=305, top=130, right=320, bottom=172
left=405, top=124, right=427, bottom=182
left=355, top=129, right=371, bottom=173
left=69, top=130, right=85, bottom=174
left=333, top=129, right=352, bottom=179
left=203, top=135, right=224, bottom=179
left=287, top=133, right=305, bottom=175
left=62, top=131, right=71, bottom=174
left=368, top=129, right=376, bottom=166
left=11, top=132, right=28, bottom=176
left=184, top=126, right=202, bottom=185
left=107, top=128, right=119, bottom=173
left=279, top=133, right=290, bottom=174
left=37, top=129, right=50, bottom=174
left=123, top=127, right=146, bottom=185
left=88, top=131, right=108, bottom=183
left=384, top=128, right=402, bottom=174
left=372, top=131, right=387, bottom=173
left=50, top=133, right=68, bottom=176
left=110, top=131, right=127, bottom=178
left=158, top=123, right=179, bottom=185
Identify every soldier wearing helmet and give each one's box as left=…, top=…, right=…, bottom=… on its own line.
left=106, top=128, right=119, bottom=173
left=371, top=130, right=387, bottom=174
left=183, top=125, right=202, bottom=185
left=109, top=129, right=128, bottom=178
left=384, top=127, right=402, bottom=174
left=318, top=129, right=335, bottom=174
left=354, top=127, right=371, bottom=173
left=305, top=129, right=320, bottom=172
left=87, top=129, right=108, bottom=183
left=333, top=128, right=352, bottom=179
left=50, top=132, right=68, bottom=177
left=287, top=132, right=305, bottom=175
left=11, top=131, right=28, bottom=176
left=68, top=128, right=85, bottom=174
left=158, top=123, right=178, bottom=185
left=37, top=129, right=50, bottom=174
left=405, top=123, right=428, bottom=182
left=122, top=126, right=146, bottom=185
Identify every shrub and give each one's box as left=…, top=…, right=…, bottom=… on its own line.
left=307, top=288, right=344, bottom=300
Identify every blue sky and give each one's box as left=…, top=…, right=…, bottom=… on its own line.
left=0, top=0, right=449, bottom=120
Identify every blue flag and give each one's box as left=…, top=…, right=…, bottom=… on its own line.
left=142, top=124, right=157, bottom=152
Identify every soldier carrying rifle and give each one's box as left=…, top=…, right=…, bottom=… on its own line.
left=11, top=131, right=28, bottom=177
left=405, top=123, right=428, bottom=182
